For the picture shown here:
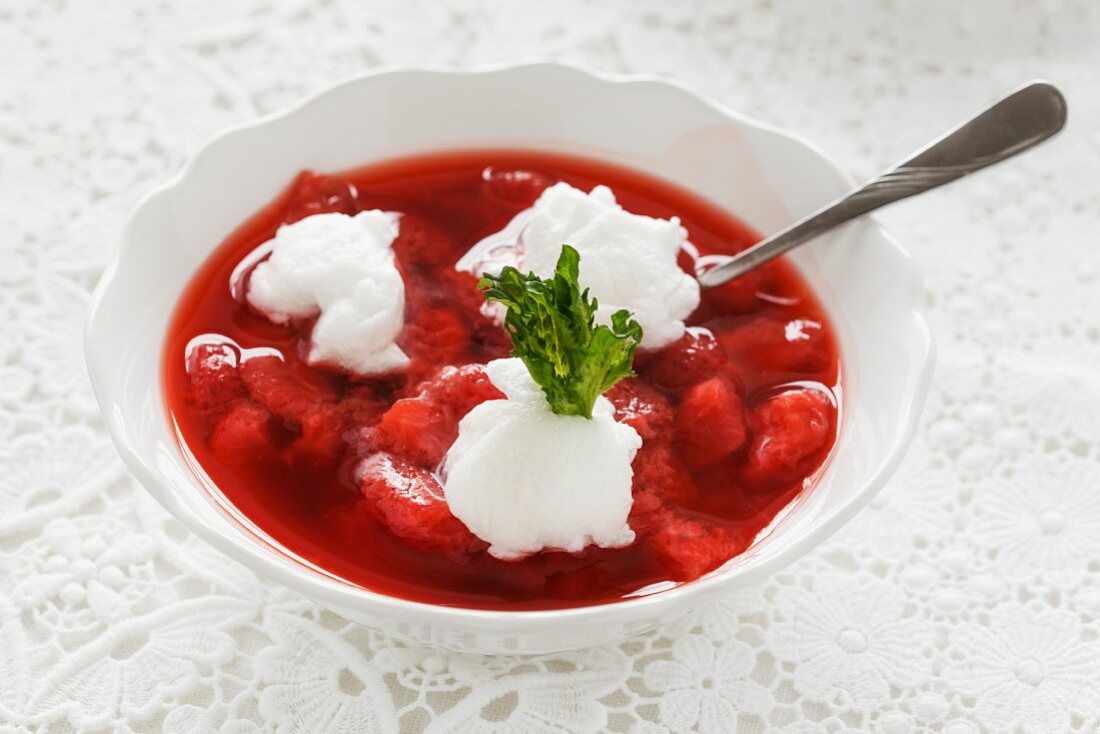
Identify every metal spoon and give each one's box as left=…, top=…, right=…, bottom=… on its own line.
left=696, top=80, right=1067, bottom=287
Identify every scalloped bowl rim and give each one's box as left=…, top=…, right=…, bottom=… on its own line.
left=86, top=61, right=934, bottom=635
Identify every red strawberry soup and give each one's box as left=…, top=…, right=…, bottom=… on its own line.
left=164, top=150, right=841, bottom=610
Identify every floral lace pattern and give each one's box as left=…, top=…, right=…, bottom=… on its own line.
left=3, top=1, right=1099, bottom=731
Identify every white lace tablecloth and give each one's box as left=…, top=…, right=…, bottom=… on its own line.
left=3, top=2, right=1100, bottom=732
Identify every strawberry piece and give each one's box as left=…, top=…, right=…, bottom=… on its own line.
left=744, top=388, right=833, bottom=484
left=631, top=442, right=697, bottom=507
left=402, top=268, right=508, bottom=358
left=715, top=316, right=830, bottom=374
left=209, top=403, right=274, bottom=463
left=647, top=509, right=752, bottom=580
left=371, top=399, right=452, bottom=467
left=393, top=214, right=455, bottom=266
left=283, top=170, right=357, bottom=224
left=339, top=386, right=390, bottom=426
left=418, top=363, right=505, bottom=417
left=359, top=452, right=486, bottom=557
left=605, top=379, right=674, bottom=443
left=291, top=406, right=347, bottom=464
left=186, top=343, right=245, bottom=410
left=441, top=269, right=495, bottom=321
left=627, top=446, right=698, bottom=537
left=639, top=330, right=728, bottom=391
left=239, top=356, right=338, bottom=421
left=372, top=365, right=503, bottom=467
left=403, top=266, right=485, bottom=318
left=483, top=167, right=554, bottom=207
left=402, top=308, right=469, bottom=365
left=674, top=376, right=747, bottom=470
left=239, top=356, right=345, bottom=464
left=628, top=487, right=666, bottom=533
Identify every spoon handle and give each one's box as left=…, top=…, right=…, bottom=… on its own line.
left=697, top=80, right=1067, bottom=287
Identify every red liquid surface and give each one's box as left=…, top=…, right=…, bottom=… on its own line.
left=164, top=150, right=841, bottom=610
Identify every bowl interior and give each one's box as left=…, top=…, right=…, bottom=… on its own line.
left=87, top=64, right=931, bottom=634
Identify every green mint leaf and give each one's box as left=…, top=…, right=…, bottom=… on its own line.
left=479, top=244, right=643, bottom=418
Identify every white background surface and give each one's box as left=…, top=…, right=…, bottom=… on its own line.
left=2, top=2, right=1100, bottom=732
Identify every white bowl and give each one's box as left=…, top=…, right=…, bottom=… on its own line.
left=86, top=62, right=933, bottom=654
